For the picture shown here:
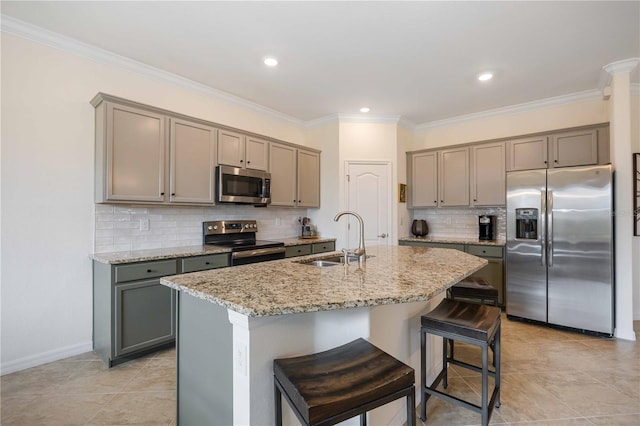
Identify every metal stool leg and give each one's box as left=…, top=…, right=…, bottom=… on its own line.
left=274, top=380, right=283, bottom=426
left=420, top=329, right=427, bottom=422
left=442, top=337, right=448, bottom=389
left=495, top=324, right=501, bottom=408
left=360, top=413, right=367, bottom=426
left=407, top=386, right=416, bottom=426
left=481, top=343, right=488, bottom=426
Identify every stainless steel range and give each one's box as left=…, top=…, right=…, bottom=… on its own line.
left=203, top=220, right=285, bottom=266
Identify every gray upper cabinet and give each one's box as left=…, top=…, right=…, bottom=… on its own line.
left=439, top=147, right=469, bottom=207
left=269, top=142, right=297, bottom=206
left=506, top=136, right=548, bottom=171
left=217, top=129, right=245, bottom=168
left=95, top=101, right=167, bottom=203
left=218, top=132, right=268, bottom=171
left=245, top=136, right=269, bottom=171
left=410, top=152, right=438, bottom=208
left=297, top=149, right=320, bottom=208
left=471, top=142, right=506, bottom=206
left=169, top=119, right=217, bottom=204
left=550, top=128, right=597, bottom=168
left=507, top=126, right=607, bottom=171
left=269, top=143, right=320, bottom=208
left=409, top=148, right=470, bottom=208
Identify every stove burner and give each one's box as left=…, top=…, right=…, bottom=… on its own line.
left=203, top=220, right=285, bottom=265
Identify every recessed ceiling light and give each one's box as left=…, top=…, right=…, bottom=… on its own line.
left=478, top=72, right=493, bottom=81
left=264, top=57, right=278, bottom=67
left=360, top=107, right=370, bottom=113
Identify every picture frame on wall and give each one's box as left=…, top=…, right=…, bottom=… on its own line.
left=399, top=184, right=407, bottom=203
left=634, top=153, right=640, bottom=236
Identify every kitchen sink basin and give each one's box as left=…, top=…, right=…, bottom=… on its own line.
left=297, top=254, right=375, bottom=267
left=304, top=260, right=342, bottom=267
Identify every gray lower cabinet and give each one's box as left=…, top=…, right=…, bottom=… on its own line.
left=285, top=244, right=312, bottom=258
left=93, top=253, right=229, bottom=367
left=399, top=240, right=505, bottom=306
left=312, top=241, right=335, bottom=254
left=114, top=278, right=176, bottom=357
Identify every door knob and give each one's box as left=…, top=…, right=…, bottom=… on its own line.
left=377, top=233, right=387, bottom=238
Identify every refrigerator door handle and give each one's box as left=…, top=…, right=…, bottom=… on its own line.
left=540, top=190, right=546, bottom=267
left=547, top=190, right=554, bottom=267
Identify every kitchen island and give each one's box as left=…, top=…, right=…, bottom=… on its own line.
left=160, top=245, right=487, bottom=425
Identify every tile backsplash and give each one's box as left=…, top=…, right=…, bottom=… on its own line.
left=410, top=207, right=506, bottom=240
left=94, top=204, right=307, bottom=253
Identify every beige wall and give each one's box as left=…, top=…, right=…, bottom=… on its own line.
left=411, top=97, right=609, bottom=150
left=0, top=33, right=306, bottom=373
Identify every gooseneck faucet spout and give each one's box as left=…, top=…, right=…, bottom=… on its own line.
left=334, top=211, right=366, bottom=267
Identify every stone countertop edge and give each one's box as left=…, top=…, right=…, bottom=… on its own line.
left=90, top=237, right=337, bottom=264
left=281, top=237, right=337, bottom=246
left=160, top=245, right=488, bottom=318
left=399, top=236, right=506, bottom=247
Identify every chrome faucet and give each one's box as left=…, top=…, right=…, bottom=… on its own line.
left=334, top=211, right=366, bottom=267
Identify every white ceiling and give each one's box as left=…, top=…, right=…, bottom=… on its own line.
left=2, top=1, right=639, bottom=125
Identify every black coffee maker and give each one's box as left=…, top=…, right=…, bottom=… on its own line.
left=478, top=215, right=496, bottom=240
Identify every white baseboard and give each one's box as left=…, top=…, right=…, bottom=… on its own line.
left=1, top=341, right=93, bottom=376
left=615, top=327, right=637, bottom=341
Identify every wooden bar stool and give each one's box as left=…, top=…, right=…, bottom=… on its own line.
left=274, top=338, right=416, bottom=426
left=447, top=277, right=499, bottom=364
left=420, top=299, right=501, bottom=426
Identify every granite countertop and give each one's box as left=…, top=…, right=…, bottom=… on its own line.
left=160, top=245, right=487, bottom=317
left=399, top=236, right=506, bottom=247
left=281, top=237, right=336, bottom=246
left=90, top=237, right=337, bottom=264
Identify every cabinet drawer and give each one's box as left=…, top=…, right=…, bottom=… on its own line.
left=466, top=245, right=503, bottom=258
left=181, top=254, right=230, bottom=273
left=402, top=241, right=465, bottom=251
left=285, top=245, right=312, bottom=258
left=312, top=241, right=335, bottom=254
left=114, top=260, right=177, bottom=283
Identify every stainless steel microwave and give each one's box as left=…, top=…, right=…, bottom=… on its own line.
left=216, top=165, right=271, bottom=205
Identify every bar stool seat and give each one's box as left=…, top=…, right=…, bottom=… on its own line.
left=447, top=276, right=499, bottom=306
left=274, top=338, right=416, bottom=426
left=420, top=299, right=501, bottom=426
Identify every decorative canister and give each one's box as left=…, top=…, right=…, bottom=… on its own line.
left=411, top=219, right=429, bottom=237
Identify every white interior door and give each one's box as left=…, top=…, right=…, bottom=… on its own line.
left=346, top=162, right=392, bottom=247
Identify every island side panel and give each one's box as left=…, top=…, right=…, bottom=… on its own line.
left=178, top=292, right=233, bottom=426
left=229, top=308, right=372, bottom=426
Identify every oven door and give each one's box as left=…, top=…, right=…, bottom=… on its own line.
left=231, top=247, right=286, bottom=266
left=216, top=166, right=271, bottom=204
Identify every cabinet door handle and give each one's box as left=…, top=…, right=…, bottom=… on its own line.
left=171, top=193, right=175, bottom=196
left=205, top=261, right=210, bottom=265
left=240, top=159, right=243, bottom=163
left=160, top=192, right=165, bottom=196
left=146, top=269, right=154, bottom=273
left=377, top=233, right=387, bottom=238
left=247, top=161, right=251, bottom=164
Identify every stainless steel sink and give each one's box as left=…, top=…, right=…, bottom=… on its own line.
left=304, top=260, right=342, bottom=267
left=297, top=254, right=375, bottom=267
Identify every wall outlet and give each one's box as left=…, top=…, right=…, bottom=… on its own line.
left=139, top=218, right=150, bottom=231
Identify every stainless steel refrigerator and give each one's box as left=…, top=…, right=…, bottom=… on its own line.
left=506, top=164, right=614, bottom=335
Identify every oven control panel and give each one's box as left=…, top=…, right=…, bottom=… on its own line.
left=204, top=220, right=258, bottom=235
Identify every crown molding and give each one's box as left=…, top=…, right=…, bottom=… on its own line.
left=305, top=114, right=340, bottom=128
left=598, top=57, right=640, bottom=94
left=336, top=113, right=402, bottom=124
left=0, top=14, right=305, bottom=127
left=416, top=89, right=602, bottom=131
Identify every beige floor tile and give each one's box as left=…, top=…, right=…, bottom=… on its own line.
left=1, top=393, right=115, bottom=425
left=0, top=361, right=73, bottom=395
left=56, top=359, right=145, bottom=394
left=586, top=413, right=640, bottom=425
left=126, top=362, right=176, bottom=392
left=87, top=391, right=176, bottom=425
